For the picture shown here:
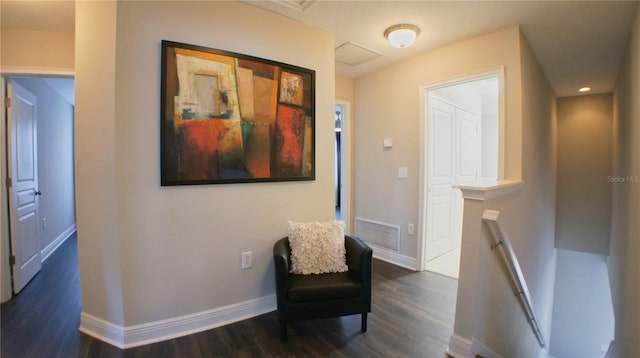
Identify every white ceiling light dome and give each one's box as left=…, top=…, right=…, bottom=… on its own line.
left=384, top=24, right=420, bottom=48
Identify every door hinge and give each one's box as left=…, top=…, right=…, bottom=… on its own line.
left=9, top=255, right=16, bottom=266
left=6, top=177, right=11, bottom=189
left=4, top=98, right=10, bottom=108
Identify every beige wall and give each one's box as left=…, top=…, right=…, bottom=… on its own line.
left=556, top=94, right=613, bottom=255
left=76, top=0, right=335, bottom=334
left=452, top=31, right=557, bottom=357
left=1, top=28, right=74, bottom=71
left=75, top=1, right=125, bottom=327
left=336, top=74, right=354, bottom=103
left=353, top=26, right=556, bottom=356
left=480, top=31, right=557, bottom=356
left=610, top=4, right=640, bottom=357
left=353, top=27, right=522, bottom=259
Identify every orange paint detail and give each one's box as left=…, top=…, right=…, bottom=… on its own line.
left=177, top=119, right=244, bottom=179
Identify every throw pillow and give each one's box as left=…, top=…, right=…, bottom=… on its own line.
left=288, top=220, right=349, bottom=275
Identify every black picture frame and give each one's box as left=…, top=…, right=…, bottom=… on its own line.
left=161, top=40, right=315, bottom=186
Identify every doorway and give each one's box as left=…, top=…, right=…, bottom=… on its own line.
left=335, top=101, right=351, bottom=233
left=5, top=79, right=42, bottom=294
left=1, top=74, right=76, bottom=300
left=419, top=72, right=501, bottom=278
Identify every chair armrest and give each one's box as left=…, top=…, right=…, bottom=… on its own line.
left=345, top=235, right=372, bottom=279
left=273, top=237, right=291, bottom=307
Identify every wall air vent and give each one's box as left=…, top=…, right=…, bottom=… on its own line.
left=355, top=217, right=400, bottom=252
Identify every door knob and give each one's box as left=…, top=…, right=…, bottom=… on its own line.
left=34, top=190, right=42, bottom=196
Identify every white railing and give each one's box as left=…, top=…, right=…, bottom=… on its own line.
left=482, top=209, right=546, bottom=348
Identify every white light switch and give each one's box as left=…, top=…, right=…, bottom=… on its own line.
left=383, top=138, right=393, bottom=148
left=398, top=167, right=408, bottom=179
left=241, top=251, right=252, bottom=269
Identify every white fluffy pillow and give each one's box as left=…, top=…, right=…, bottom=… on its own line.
left=288, top=220, right=349, bottom=275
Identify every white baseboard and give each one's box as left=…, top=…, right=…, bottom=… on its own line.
left=41, top=223, right=76, bottom=261
left=447, top=334, right=473, bottom=357
left=471, top=338, right=500, bottom=358
left=605, top=340, right=615, bottom=358
left=447, top=334, right=501, bottom=358
left=369, top=244, right=417, bottom=271
left=79, top=294, right=277, bottom=349
left=79, top=312, right=125, bottom=348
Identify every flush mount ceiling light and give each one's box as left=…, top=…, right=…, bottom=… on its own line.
left=384, top=24, right=420, bottom=48
left=578, top=86, right=592, bottom=93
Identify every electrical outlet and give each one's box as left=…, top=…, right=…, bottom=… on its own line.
left=408, top=223, right=414, bottom=235
left=241, top=251, right=252, bottom=269
left=398, top=167, right=408, bottom=179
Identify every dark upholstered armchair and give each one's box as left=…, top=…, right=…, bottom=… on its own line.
left=273, top=235, right=373, bottom=341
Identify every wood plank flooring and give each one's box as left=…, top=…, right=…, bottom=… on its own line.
left=1, top=235, right=458, bottom=357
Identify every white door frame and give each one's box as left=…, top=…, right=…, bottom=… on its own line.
left=335, top=99, right=352, bottom=234
left=417, top=67, right=505, bottom=271
left=0, top=69, right=74, bottom=302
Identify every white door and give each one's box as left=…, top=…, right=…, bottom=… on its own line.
left=453, top=107, right=480, bottom=247
left=455, top=107, right=479, bottom=185
left=425, top=96, right=457, bottom=261
left=426, top=97, right=480, bottom=260
left=7, top=80, right=42, bottom=294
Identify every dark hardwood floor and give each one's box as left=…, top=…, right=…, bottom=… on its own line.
left=1, top=235, right=457, bottom=357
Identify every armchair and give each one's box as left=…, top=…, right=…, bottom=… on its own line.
left=273, top=235, right=373, bottom=341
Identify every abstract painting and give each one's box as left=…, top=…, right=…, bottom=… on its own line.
left=161, top=40, right=315, bottom=185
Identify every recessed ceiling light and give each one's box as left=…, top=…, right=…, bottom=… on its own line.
left=578, top=86, right=592, bottom=93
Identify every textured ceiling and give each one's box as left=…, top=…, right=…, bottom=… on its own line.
left=2, top=1, right=638, bottom=97
left=245, top=0, right=638, bottom=97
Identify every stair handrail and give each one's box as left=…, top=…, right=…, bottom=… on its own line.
left=482, top=209, right=546, bottom=348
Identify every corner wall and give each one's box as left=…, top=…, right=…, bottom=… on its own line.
left=75, top=0, right=125, bottom=329
left=610, top=4, right=640, bottom=357
left=353, top=25, right=557, bottom=356
left=556, top=94, right=613, bottom=255
left=76, top=1, right=335, bottom=345
left=353, top=27, right=522, bottom=261
left=450, top=30, right=557, bottom=357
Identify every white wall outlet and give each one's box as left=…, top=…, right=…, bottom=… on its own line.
left=408, top=223, right=414, bottom=235
left=383, top=138, right=393, bottom=148
left=241, top=251, right=252, bottom=269
left=398, top=167, right=408, bottom=179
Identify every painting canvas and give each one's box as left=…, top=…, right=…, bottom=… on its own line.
left=161, top=40, right=315, bottom=185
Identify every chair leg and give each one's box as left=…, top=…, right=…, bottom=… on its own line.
left=361, top=312, right=368, bottom=333
left=280, top=320, right=288, bottom=341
